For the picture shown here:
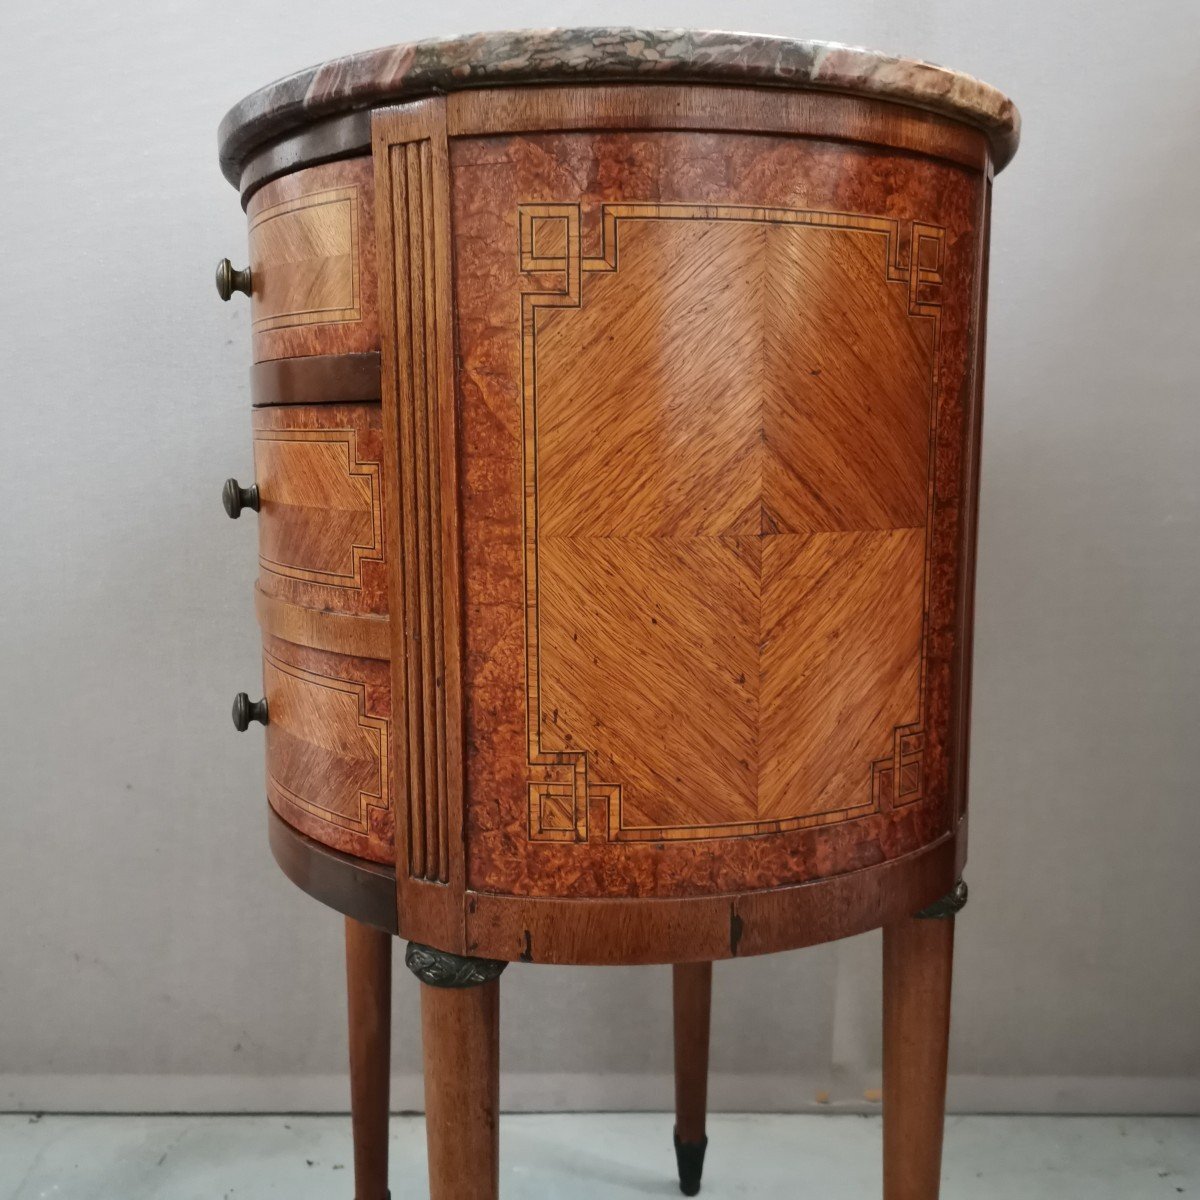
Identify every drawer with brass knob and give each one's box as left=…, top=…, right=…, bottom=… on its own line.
left=227, top=158, right=381, bottom=364
left=257, top=635, right=394, bottom=863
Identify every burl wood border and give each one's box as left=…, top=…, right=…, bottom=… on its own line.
left=517, top=202, right=945, bottom=844
left=353, top=88, right=989, bottom=961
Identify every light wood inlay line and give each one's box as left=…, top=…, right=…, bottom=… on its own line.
left=519, top=203, right=942, bottom=843
left=249, top=186, right=362, bottom=331
left=254, top=428, right=383, bottom=587
left=264, top=650, right=389, bottom=834
left=255, top=587, right=391, bottom=660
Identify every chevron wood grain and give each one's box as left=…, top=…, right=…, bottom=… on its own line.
left=520, top=207, right=935, bottom=842
left=246, top=158, right=380, bottom=362
left=262, top=636, right=393, bottom=864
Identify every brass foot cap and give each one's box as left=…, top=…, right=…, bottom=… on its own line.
left=674, top=1130, right=708, bottom=1196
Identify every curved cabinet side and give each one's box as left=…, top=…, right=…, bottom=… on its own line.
left=370, top=89, right=991, bottom=963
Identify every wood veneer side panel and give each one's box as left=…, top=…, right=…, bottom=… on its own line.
left=373, top=99, right=466, bottom=953
left=446, top=84, right=988, bottom=171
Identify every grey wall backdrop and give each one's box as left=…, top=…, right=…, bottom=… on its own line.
left=2, top=0, right=1197, bottom=1114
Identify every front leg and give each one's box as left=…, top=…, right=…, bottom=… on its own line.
left=345, top=917, right=392, bottom=1200
left=407, top=943, right=506, bottom=1200
left=673, top=961, right=713, bottom=1195
left=882, top=881, right=966, bottom=1199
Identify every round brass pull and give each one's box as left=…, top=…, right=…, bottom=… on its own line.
left=222, top=478, right=260, bottom=519
left=215, top=258, right=252, bottom=300
left=232, top=693, right=268, bottom=731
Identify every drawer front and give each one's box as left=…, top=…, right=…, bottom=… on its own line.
left=252, top=403, right=387, bottom=618
left=246, top=158, right=379, bottom=363
left=262, top=635, right=393, bottom=863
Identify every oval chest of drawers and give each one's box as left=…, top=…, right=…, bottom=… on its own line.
left=217, top=29, right=1018, bottom=1200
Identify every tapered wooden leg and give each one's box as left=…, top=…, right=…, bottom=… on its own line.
left=345, top=917, right=392, bottom=1200
left=672, top=962, right=712, bottom=1195
left=406, top=943, right=505, bottom=1200
left=883, top=889, right=961, bottom=1200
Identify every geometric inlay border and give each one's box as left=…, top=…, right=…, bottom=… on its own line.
left=519, top=202, right=944, bottom=843
left=263, top=649, right=389, bottom=834
left=249, top=186, right=362, bottom=332
left=253, top=428, right=383, bottom=588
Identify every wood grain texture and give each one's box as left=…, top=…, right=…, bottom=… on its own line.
left=373, top=100, right=465, bottom=951
left=883, top=915, right=956, bottom=1199
left=254, top=586, right=390, bottom=660
left=345, top=918, right=392, bottom=1200
left=251, top=352, right=382, bottom=407
left=252, top=403, right=387, bottom=618
left=453, top=126, right=984, bottom=925
left=464, top=829, right=959, bottom=965
left=230, top=83, right=999, bottom=965
left=448, top=84, right=988, bottom=171
left=419, top=978, right=501, bottom=1200
left=246, top=158, right=379, bottom=362
left=673, top=962, right=712, bottom=1144
left=218, top=29, right=1019, bottom=187
left=262, top=634, right=393, bottom=863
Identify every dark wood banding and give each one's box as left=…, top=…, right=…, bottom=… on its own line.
left=268, top=806, right=397, bottom=932
left=252, top=352, right=382, bottom=406
left=239, top=111, right=373, bottom=207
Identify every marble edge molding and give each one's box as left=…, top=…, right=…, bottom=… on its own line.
left=218, top=27, right=1021, bottom=187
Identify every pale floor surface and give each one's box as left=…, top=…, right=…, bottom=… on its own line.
left=0, top=1114, right=1197, bottom=1199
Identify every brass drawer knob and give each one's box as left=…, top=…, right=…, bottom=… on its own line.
left=222, top=478, right=260, bottom=519
left=232, top=693, right=268, bottom=731
left=215, top=258, right=252, bottom=300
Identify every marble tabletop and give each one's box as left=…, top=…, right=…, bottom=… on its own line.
left=219, top=28, right=1020, bottom=186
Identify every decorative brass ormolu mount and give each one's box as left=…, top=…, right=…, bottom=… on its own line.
left=405, top=943, right=508, bottom=989
left=915, top=879, right=968, bottom=920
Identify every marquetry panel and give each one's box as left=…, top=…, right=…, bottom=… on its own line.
left=246, top=158, right=379, bottom=362
left=455, top=129, right=985, bottom=900
left=252, top=403, right=386, bottom=617
left=262, top=635, right=393, bottom=863
left=373, top=98, right=463, bottom=928
left=520, top=205, right=938, bottom=843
